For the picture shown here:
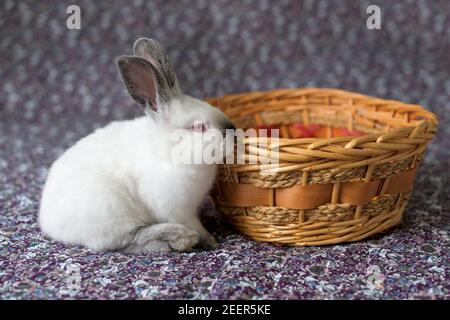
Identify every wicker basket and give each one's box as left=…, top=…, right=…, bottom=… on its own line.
left=208, top=88, right=438, bottom=246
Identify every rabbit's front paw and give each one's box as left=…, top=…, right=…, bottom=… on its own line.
left=198, top=233, right=218, bottom=250
left=165, top=225, right=200, bottom=251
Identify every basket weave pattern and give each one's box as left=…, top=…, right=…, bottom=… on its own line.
left=208, top=88, right=438, bottom=246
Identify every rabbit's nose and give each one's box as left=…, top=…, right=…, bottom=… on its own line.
left=224, top=120, right=236, bottom=131
left=219, top=120, right=236, bottom=136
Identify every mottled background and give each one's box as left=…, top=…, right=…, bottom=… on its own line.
left=0, top=0, right=449, bottom=299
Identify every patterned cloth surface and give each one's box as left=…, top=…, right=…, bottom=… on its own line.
left=0, top=0, right=449, bottom=299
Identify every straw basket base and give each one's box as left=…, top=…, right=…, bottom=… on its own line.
left=218, top=197, right=407, bottom=246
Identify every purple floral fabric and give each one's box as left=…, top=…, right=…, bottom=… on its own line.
left=0, top=0, right=449, bottom=299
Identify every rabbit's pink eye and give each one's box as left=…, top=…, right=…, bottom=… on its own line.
left=191, top=123, right=208, bottom=132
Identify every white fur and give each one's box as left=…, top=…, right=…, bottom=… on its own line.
left=39, top=95, right=229, bottom=251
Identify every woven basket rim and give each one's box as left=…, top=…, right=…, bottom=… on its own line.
left=208, top=87, right=438, bottom=173
left=208, top=87, right=439, bottom=132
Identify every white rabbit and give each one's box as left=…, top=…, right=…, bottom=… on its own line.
left=38, top=38, right=235, bottom=253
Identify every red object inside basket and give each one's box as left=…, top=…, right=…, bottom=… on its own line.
left=254, top=123, right=364, bottom=138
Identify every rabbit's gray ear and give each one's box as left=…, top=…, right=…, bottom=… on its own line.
left=133, top=38, right=181, bottom=95
left=117, top=55, right=171, bottom=111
